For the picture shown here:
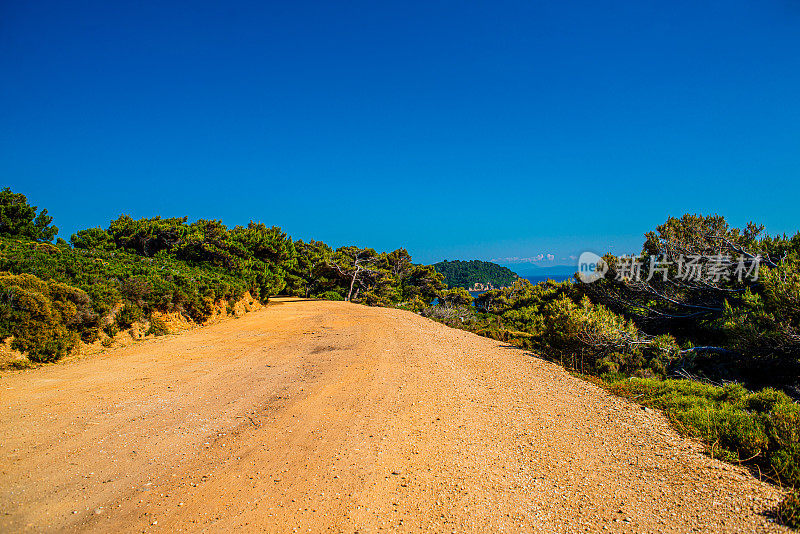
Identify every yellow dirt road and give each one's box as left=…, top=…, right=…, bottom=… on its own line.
left=0, top=299, right=788, bottom=532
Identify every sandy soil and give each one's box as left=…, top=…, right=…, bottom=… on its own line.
left=0, top=298, right=789, bottom=533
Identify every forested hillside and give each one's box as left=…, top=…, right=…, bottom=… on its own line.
left=433, top=260, right=518, bottom=289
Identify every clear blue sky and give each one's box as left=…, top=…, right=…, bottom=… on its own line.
left=2, top=1, right=799, bottom=267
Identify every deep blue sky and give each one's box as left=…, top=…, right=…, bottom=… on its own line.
left=2, top=1, right=799, bottom=267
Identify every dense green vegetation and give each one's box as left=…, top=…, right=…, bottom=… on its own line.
left=423, top=214, right=800, bottom=525
left=0, top=236, right=258, bottom=361
left=0, top=187, right=58, bottom=243
left=284, top=243, right=443, bottom=307
left=0, top=188, right=443, bottom=363
left=433, top=259, right=518, bottom=289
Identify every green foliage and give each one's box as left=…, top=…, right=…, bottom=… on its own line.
left=421, top=303, right=476, bottom=329
left=116, top=303, right=143, bottom=328
left=0, top=188, right=58, bottom=242
left=433, top=259, right=518, bottom=289
left=761, top=259, right=800, bottom=328
left=70, top=227, right=115, bottom=250
left=402, top=264, right=445, bottom=308
left=108, top=215, right=189, bottom=257
left=146, top=317, right=169, bottom=337
left=0, top=273, right=91, bottom=362
left=177, top=219, right=242, bottom=268
left=606, top=378, right=800, bottom=490
left=641, top=213, right=763, bottom=258
left=474, top=278, right=573, bottom=314
left=539, top=295, right=657, bottom=373
left=289, top=244, right=444, bottom=310
left=429, top=215, right=800, bottom=392
left=440, top=287, right=473, bottom=307
left=584, top=214, right=800, bottom=390
left=778, top=491, right=800, bottom=529
left=469, top=280, right=680, bottom=376
left=99, top=216, right=297, bottom=301
left=0, top=237, right=250, bottom=353
left=103, top=322, right=119, bottom=339
left=285, top=240, right=334, bottom=297
left=231, top=222, right=296, bottom=297
left=315, top=290, right=344, bottom=301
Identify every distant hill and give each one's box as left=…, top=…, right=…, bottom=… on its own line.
left=433, top=260, right=519, bottom=289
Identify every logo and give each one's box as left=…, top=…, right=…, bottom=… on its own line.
left=577, top=252, right=608, bottom=283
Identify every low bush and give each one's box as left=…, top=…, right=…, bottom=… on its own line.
left=778, top=491, right=800, bottom=529
left=606, top=377, right=800, bottom=528
left=0, top=237, right=251, bottom=361
left=420, top=303, right=476, bottom=329
left=116, top=303, right=143, bottom=328
left=103, top=322, right=118, bottom=339
left=315, top=290, right=344, bottom=301
left=606, top=378, right=800, bottom=489
left=146, top=317, right=169, bottom=336
left=439, top=287, right=473, bottom=307
left=0, top=273, right=93, bottom=362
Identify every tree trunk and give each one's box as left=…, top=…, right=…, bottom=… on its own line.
left=347, top=268, right=358, bottom=301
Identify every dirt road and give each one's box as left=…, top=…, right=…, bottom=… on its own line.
left=0, top=299, right=788, bottom=532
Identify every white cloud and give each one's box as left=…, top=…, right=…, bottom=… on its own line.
left=491, top=253, right=557, bottom=264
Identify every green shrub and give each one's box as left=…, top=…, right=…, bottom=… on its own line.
left=146, top=317, right=169, bottom=336
left=421, top=303, right=476, bottom=329
left=189, top=296, right=216, bottom=322
left=0, top=237, right=251, bottom=342
left=399, top=295, right=429, bottom=312
left=70, top=227, right=115, bottom=250
left=315, top=290, right=344, bottom=301
left=607, top=378, right=800, bottom=489
left=778, top=490, right=800, bottom=529
left=0, top=273, right=89, bottom=362
left=439, top=287, right=474, bottom=307
left=0, top=187, right=58, bottom=242
left=120, top=277, right=152, bottom=306
left=103, top=322, right=118, bottom=338
left=116, top=303, right=143, bottom=328
left=746, top=388, right=791, bottom=413
left=606, top=377, right=800, bottom=527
